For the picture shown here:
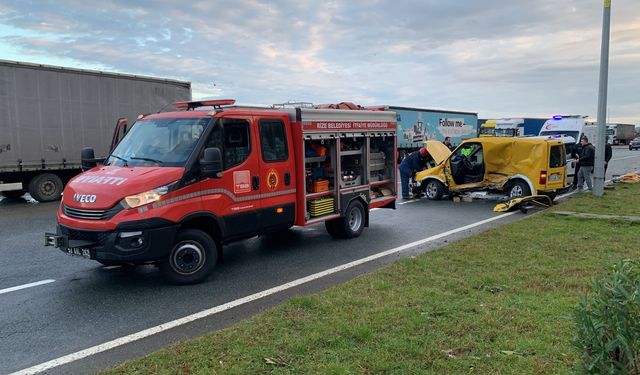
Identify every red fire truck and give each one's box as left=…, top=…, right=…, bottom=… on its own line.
left=45, top=100, right=398, bottom=284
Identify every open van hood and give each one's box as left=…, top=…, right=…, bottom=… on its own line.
left=425, top=140, right=452, bottom=165
left=63, top=166, right=184, bottom=209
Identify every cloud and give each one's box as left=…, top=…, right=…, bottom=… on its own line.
left=0, top=0, right=637, bottom=123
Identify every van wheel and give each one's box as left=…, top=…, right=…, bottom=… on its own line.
left=159, top=229, right=217, bottom=285
left=507, top=180, right=531, bottom=198
left=28, top=173, right=63, bottom=202
left=334, top=200, right=366, bottom=239
left=424, top=180, right=444, bottom=200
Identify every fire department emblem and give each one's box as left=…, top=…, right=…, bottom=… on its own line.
left=266, top=169, right=279, bottom=191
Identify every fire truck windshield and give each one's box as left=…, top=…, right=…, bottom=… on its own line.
left=106, top=117, right=211, bottom=167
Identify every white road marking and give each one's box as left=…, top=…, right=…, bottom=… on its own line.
left=0, top=279, right=55, bottom=296
left=11, top=212, right=516, bottom=375
left=612, top=154, right=640, bottom=161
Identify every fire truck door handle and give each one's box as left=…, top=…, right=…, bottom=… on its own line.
left=252, top=175, right=259, bottom=190
left=284, top=172, right=291, bottom=185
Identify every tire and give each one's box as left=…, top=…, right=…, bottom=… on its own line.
left=28, top=173, right=63, bottom=202
left=324, top=219, right=340, bottom=238
left=506, top=180, right=531, bottom=198
left=424, top=180, right=445, bottom=200
left=333, top=200, right=366, bottom=239
left=159, top=228, right=217, bottom=285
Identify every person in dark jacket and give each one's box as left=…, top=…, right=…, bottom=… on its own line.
left=443, top=137, right=454, bottom=151
left=399, top=147, right=429, bottom=199
left=604, top=142, right=612, bottom=176
left=571, top=142, right=582, bottom=189
left=576, top=136, right=596, bottom=191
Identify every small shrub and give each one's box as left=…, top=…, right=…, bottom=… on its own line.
left=573, top=259, right=640, bottom=374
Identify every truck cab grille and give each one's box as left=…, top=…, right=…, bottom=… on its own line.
left=62, top=204, right=123, bottom=220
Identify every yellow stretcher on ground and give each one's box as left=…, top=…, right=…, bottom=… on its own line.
left=493, top=195, right=553, bottom=213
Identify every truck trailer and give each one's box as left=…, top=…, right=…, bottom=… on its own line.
left=0, top=60, right=191, bottom=201
left=608, top=123, right=635, bottom=145
left=387, top=106, right=477, bottom=160
left=45, top=99, right=398, bottom=284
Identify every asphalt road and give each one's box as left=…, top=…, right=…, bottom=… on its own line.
left=1, top=146, right=638, bottom=375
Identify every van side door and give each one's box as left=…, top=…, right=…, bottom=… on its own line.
left=255, top=115, right=296, bottom=233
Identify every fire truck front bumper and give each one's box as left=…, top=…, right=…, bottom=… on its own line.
left=45, top=218, right=179, bottom=263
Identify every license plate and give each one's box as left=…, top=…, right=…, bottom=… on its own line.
left=66, top=247, right=91, bottom=259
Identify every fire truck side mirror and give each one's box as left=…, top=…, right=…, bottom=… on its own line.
left=81, top=147, right=97, bottom=171
left=200, top=147, right=223, bottom=178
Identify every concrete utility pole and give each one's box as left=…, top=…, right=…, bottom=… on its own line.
left=593, top=0, right=611, bottom=196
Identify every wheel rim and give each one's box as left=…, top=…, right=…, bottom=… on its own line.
left=348, top=207, right=363, bottom=232
left=510, top=185, right=524, bottom=198
left=41, top=180, right=56, bottom=197
left=170, top=241, right=205, bottom=276
left=426, top=183, right=438, bottom=199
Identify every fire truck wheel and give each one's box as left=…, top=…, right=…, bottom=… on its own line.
left=28, top=173, right=63, bottom=202
left=324, top=219, right=340, bottom=237
left=424, top=180, right=444, bottom=200
left=335, top=200, right=365, bottom=239
left=159, top=229, right=217, bottom=285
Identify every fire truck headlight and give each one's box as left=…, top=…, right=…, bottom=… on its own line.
left=122, top=184, right=173, bottom=209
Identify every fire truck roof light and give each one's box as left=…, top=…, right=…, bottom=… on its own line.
left=173, top=99, right=236, bottom=110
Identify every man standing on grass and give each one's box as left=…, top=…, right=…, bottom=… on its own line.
left=576, top=136, right=596, bottom=191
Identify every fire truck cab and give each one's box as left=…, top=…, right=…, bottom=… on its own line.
left=45, top=100, right=398, bottom=284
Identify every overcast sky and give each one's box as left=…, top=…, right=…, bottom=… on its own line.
left=0, top=1, right=638, bottom=124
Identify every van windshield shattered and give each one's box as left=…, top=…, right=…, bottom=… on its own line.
left=106, top=117, right=211, bottom=167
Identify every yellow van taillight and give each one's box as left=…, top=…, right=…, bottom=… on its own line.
left=539, top=171, right=547, bottom=185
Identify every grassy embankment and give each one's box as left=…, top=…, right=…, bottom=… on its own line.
left=104, top=183, right=640, bottom=374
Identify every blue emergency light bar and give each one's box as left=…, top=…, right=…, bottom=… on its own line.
left=553, top=115, right=563, bottom=120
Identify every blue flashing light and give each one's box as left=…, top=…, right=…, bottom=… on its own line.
left=553, top=115, right=563, bottom=120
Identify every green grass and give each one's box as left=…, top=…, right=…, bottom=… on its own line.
left=103, top=183, right=640, bottom=375
left=552, top=182, right=640, bottom=217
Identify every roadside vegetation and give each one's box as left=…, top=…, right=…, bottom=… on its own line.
left=104, top=183, right=640, bottom=374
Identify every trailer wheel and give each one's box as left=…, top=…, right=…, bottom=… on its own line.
left=334, top=200, right=366, bottom=239
left=424, top=180, right=445, bottom=200
left=28, top=173, right=63, bottom=202
left=506, top=180, right=531, bottom=198
left=159, top=228, right=217, bottom=285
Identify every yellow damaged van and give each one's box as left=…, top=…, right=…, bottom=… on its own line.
left=415, top=137, right=569, bottom=200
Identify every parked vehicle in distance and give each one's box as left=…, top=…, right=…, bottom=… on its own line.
left=481, top=118, right=548, bottom=138
left=415, top=137, right=569, bottom=200
left=629, top=138, right=640, bottom=151
left=0, top=60, right=191, bottom=201
left=478, top=119, right=496, bottom=137
left=45, top=100, right=398, bottom=284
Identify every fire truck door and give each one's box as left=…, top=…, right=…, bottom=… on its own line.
left=256, top=117, right=296, bottom=232
left=200, top=117, right=261, bottom=240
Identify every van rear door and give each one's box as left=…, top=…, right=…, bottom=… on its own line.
left=545, top=143, right=567, bottom=190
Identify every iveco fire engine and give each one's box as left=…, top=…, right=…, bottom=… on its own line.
left=45, top=100, right=398, bottom=284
